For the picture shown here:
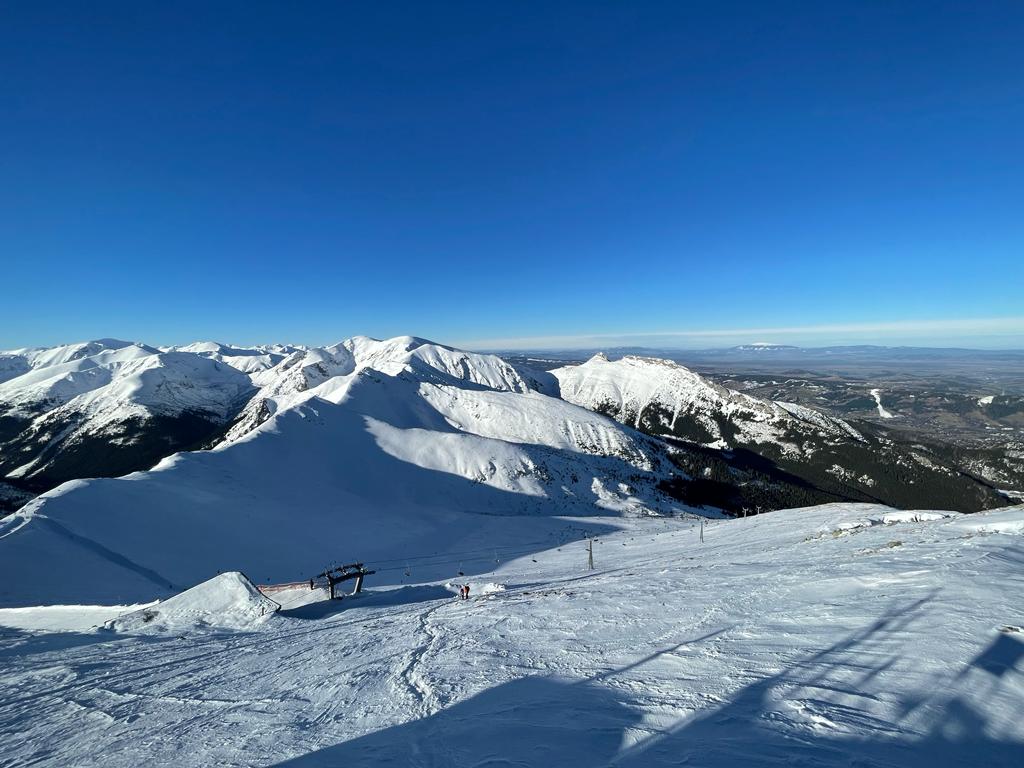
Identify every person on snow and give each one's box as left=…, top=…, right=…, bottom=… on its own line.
left=463, top=584, right=470, bottom=600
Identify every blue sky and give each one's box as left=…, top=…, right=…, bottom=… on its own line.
left=2, top=2, right=1023, bottom=350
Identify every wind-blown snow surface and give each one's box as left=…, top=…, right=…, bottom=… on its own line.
left=0, top=337, right=680, bottom=607
left=1, top=503, right=1022, bottom=767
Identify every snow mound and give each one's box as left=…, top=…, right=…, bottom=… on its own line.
left=814, top=507, right=957, bottom=536
left=947, top=507, right=1024, bottom=536
left=879, top=510, right=951, bottom=525
left=105, top=572, right=279, bottom=633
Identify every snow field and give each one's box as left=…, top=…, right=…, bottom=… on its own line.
left=1, top=503, right=1022, bottom=767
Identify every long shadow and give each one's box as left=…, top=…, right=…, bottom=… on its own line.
left=272, top=674, right=643, bottom=767
left=614, top=593, right=1024, bottom=767
left=0, top=626, right=133, bottom=659
left=0, top=626, right=178, bottom=663
left=280, top=585, right=455, bottom=620
left=965, top=632, right=1024, bottom=679
left=507, top=566, right=632, bottom=593
left=270, top=594, right=1024, bottom=767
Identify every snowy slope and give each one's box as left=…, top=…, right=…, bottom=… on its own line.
left=222, top=335, right=531, bottom=441
left=551, top=354, right=1008, bottom=513
left=553, top=353, right=862, bottom=452
left=0, top=340, right=254, bottom=489
left=0, top=341, right=684, bottom=608
left=172, top=341, right=301, bottom=374
left=105, top=571, right=279, bottom=632
left=1, top=502, right=1021, bottom=767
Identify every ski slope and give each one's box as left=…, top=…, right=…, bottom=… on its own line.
left=871, top=388, right=897, bottom=419
left=1, top=503, right=1022, bottom=767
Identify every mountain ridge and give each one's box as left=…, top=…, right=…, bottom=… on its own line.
left=1, top=336, right=1015, bottom=520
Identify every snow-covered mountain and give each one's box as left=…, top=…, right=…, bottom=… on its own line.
left=2, top=339, right=1022, bottom=768
left=222, top=335, right=534, bottom=442
left=0, top=336, right=684, bottom=606
left=2, top=338, right=1011, bottom=521
left=553, top=353, right=863, bottom=453
left=1, top=337, right=644, bottom=515
left=552, top=354, right=1007, bottom=513
left=0, top=340, right=255, bottom=498
left=170, top=341, right=301, bottom=374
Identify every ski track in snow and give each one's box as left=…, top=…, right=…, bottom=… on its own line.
left=398, top=601, right=449, bottom=717
left=870, top=388, right=896, bottom=419
left=2, top=504, right=1024, bottom=767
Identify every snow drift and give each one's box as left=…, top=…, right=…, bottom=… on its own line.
left=104, top=572, right=279, bottom=633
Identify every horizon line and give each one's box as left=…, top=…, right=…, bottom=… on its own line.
left=451, top=316, right=1024, bottom=351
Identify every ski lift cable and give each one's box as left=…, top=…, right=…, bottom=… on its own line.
left=289, top=519, right=697, bottom=583
left=366, top=538, right=558, bottom=566
left=370, top=546, right=552, bottom=574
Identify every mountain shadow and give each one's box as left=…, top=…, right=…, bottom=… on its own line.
left=271, top=596, right=1024, bottom=767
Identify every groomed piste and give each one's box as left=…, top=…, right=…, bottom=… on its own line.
left=1, top=502, right=1022, bottom=767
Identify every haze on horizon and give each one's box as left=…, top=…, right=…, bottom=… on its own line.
left=2, top=2, right=1022, bottom=350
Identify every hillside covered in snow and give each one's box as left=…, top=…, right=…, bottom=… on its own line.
left=552, top=354, right=1009, bottom=513
left=0, top=336, right=684, bottom=607
left=1, top=337, right=1022, bottom=766
left=2, top=337, right=1012, bottom=521
left=0, top=339, right=256, bottom=503
left=1, top=502, right=1022, bottom=766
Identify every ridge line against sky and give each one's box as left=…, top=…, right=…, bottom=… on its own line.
left=5, top=315, right=1024, bottom=354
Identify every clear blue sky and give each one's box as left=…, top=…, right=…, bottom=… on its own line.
left=2, top=2, right=1023, bottom=350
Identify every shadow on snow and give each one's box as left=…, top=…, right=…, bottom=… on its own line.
left=272, top=594, right=1024, bottom=768
left=279, top=585, right=457, bottom=620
